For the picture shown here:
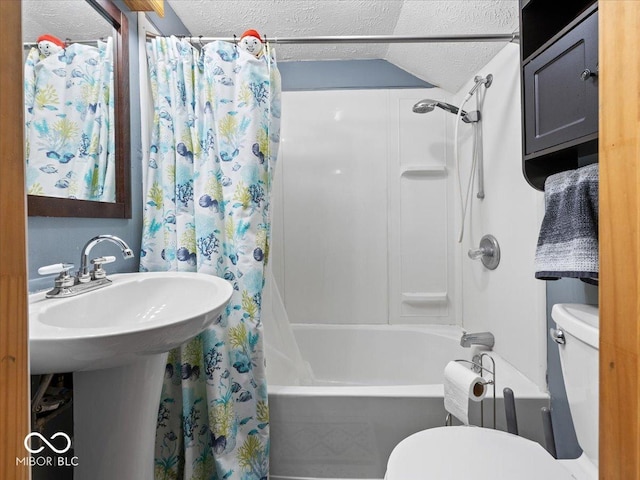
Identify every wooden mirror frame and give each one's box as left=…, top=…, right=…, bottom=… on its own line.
left=27, top=0, right=131, bottom=219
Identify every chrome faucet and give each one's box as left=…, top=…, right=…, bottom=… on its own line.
left=460, top=331, right=495, bottom=348
left=39, top=235, right=134, bottom=298
left=78, top=234, right=134, bottom=283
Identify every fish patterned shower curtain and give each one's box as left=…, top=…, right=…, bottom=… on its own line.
left=140, top=37, right=280, bottom=480
left=24, top=38, right=115, bottom=201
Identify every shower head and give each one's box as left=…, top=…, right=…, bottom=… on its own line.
left=412, top=99, right=437, bottom=114
left=412, top=99, right=461, bottom=115
left=412, top=99, right=479, bottom=123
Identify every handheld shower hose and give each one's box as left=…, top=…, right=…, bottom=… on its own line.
left=455, top=74, right=492, bottom=243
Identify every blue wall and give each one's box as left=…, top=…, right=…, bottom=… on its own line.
left=279, top=59, right=433, bottom=90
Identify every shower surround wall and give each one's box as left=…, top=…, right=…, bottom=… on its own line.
left=272, top=87, right=460, bottom=327
left=272, top=44, right=547, bottom=391
left=454, top=43, right=546, bottom=387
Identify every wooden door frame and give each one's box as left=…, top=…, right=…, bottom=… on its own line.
left=0, top=1, right=30, bottom=479
left=599, top=2, right=640, bottom=478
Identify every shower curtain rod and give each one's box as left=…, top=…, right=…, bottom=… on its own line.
left=146, top=32, right=519, bottom=44
left=23, top=39, right=104, bottom=49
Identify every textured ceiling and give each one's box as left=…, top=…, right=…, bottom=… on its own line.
left=22, top=1, right=113, bottom=46
left=386, top=1, right=518, bottom=92
left=168, top=0, right=520, bottom=92
left=21, top=0, right=520, bottom=93
left=168, top=0, right=404, bottom=62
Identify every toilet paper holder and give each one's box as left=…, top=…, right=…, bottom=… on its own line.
left=445, top=354, right=496, bottom=429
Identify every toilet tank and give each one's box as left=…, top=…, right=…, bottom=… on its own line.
left=551, top=303, right=599, bottom=467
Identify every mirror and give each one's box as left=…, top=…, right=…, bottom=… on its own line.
left=22, top=0, right=130, bottom=218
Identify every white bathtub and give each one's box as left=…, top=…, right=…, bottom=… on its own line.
left=266, top=324, right=550, bottom=480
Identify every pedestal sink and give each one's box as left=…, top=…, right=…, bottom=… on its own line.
left=29, top=272, right=233, bottom=480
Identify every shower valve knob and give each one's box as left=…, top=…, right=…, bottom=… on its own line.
left=468, top=248, right=488, bottom=260
left=468, top=235, right=500, bottom=270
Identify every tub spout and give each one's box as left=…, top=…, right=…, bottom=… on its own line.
left=460, top=332, right=494, bottom=348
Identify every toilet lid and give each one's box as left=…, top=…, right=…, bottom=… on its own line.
left=385, top=426, right=577, bottom=480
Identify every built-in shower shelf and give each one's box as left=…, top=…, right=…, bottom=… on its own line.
left=401, top=292, right=448, bottom=305
left=400, top=165, right=447, bottom=177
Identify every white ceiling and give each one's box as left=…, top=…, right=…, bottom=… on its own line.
left=167, top=0, right=520, bottom=92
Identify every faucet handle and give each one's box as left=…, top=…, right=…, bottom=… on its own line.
left=38, top=263, right=75, bottom=288
left=91, top=256, right=116, bottom=265
left=38, top=263, right=74, bottom=276
left=91, top=256, right=116, bottom=279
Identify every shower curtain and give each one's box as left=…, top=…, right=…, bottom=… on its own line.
left=140, top=37, right=280, bottom=480
left=24, top=38, right=115, bottom=201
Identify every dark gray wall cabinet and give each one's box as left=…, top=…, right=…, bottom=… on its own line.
left=520, top=1, right=598, bottom=190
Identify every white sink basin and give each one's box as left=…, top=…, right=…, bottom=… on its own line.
left=28, top=271, right=233, bottom=480
left=29, top=271, right=233, bottom=374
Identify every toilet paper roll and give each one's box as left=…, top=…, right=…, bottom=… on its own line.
left=443, top=361, right=487, bottom=425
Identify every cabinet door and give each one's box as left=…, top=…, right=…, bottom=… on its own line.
left=524, top=10, right=598, bottom=155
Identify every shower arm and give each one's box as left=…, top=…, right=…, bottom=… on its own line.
left=432, top=76, right=493, bottom=122
left=465, top=74, right=494, bottom=101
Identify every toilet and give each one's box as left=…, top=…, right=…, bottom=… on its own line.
left=385, top=303, right=599, bottom=480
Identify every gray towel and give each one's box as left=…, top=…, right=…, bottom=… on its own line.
left=534, top=163, right=599, bottom=285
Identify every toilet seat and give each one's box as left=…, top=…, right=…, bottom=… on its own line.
left=559, top=453, right=598, bottom=478
left=385, top=426, right=577, bottom=480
